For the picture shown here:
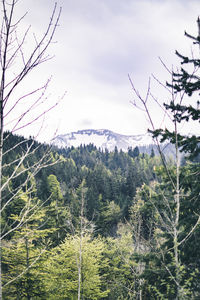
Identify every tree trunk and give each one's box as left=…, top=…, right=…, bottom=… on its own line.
left=78, top=185, right=85, bottom=300
left=25, top=237, right=31, bottom=300
left=0, top=2, right=8, bottom=297
left=0, top=105, right=3, bottom=300
left=0, top=1, right=61, bottom=297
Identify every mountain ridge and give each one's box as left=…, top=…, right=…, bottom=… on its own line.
left=51, top=129, right=154, bottom=152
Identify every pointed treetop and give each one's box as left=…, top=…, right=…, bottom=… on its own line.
left=197, top=16, right=200, bottom=38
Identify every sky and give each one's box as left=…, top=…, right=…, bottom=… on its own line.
left=6, top=0, right=200, bottom=142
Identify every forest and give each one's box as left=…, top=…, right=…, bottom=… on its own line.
left=1, top=132, right=200, bottom=299
left=0, top=1, right=200, bottom=299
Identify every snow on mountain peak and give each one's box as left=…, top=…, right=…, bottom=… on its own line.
left=51, top=129, right=154, bottom=152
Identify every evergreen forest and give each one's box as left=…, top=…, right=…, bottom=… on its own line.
left=1, top=132, right=200, bottom=299
left=0, top=1, right=200, bottom=299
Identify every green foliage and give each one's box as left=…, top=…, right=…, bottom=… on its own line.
left=151, top=25, right=200, bottom=159
left=2, top=16, right=200, bottom=300
left=2, top=197, right=51, bottom=299
left=2, top=132, right=163, bottom=298
left=102, top=224, right=142, bottom=299
left=2, top=114, right=200, bottom=299
left=43, top=234, right=109, bottom=299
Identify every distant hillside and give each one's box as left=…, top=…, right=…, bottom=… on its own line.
left=51, top=129, right=154, bottom=151
left=52, top=129, right=175, bottom=157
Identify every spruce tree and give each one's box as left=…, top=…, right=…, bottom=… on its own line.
left=151, top=17, right=200, bottom=158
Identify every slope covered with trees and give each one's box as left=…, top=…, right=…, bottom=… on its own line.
left=1, top=130, right=200, bottom=299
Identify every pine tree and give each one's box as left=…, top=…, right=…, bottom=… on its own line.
left=2, top=191, right=51, bottom=299
left=151, top=17, right=200, bottom=158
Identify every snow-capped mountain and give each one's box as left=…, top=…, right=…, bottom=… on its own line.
left=51, top=129, right=154, bottom=152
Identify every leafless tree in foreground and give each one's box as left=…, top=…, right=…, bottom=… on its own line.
left=128, top=75, right=200, bottom=298
left=128, top=18, right=200, bottom=299
left=0, top=1, right=62, bottom=298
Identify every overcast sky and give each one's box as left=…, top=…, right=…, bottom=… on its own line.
left=12, top=0, right=200, bottom=141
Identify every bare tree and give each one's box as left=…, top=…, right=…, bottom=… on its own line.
left=0, top=1, right=62, bottom=298
left=128, top=18, right=200, bottom=299
left=69, top=180, right=94, bottom=300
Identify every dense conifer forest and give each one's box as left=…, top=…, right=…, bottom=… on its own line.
left=1, top=132, right=200, bottom=299
left=1, top=1, right=200, bottom=299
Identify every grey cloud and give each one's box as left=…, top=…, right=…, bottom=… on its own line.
left=79, top=119, right=93, bottom=128
left=58, top=0, right=198, bottom=87
left=14, top=0, right=200, bottom=138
